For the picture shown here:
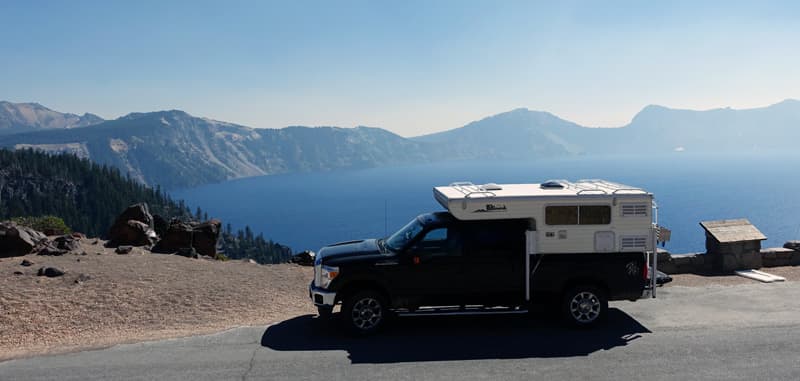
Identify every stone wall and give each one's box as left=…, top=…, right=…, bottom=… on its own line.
left=657, top=242, right=800, bottom=274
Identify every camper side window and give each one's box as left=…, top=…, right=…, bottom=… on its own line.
left=545, top=206, right=578, bottom=225
left=579, top=206, right=611, bottom=225
left=546, top=205, right=611, bottom=225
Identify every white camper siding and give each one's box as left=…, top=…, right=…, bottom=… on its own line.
left=433, top=181, right=655, bottom=254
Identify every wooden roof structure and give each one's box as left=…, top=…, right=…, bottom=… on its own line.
left=699, top=219, right=766, bottom=243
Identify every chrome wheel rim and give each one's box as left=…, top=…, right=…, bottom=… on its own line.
left=569, top=291, right=601, bottom=323
left=351, top=297, right=382, bottom=330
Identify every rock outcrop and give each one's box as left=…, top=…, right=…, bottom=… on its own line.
left=152, top=219, right=221, bottom=257
left=0, top=221, right=48, bottom=258
left=107, top=204, right=157, bottom=247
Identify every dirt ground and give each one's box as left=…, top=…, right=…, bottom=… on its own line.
left=0, top=239, right=314, bottom=361
left=2, top=238, right=799, bottom=361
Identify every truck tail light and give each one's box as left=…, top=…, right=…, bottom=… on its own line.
left=643, top=260, right=650, bottom=281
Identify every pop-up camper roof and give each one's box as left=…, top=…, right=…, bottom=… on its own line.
left=433, top=179, right=652, bottom=220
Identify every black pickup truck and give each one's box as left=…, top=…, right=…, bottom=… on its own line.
left=310, top=212, right=656, bottom=335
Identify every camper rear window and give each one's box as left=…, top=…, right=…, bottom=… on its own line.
left=545, top=205, right=611, bottom=225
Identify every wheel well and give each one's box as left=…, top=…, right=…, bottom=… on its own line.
left=562, top=278, right=609, bottom=298
left=335, top=280, right=390, bottom=305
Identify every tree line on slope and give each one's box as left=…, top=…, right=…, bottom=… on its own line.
left=0, top=148, right=292, bottom=264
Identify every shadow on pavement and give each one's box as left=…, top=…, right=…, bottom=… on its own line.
left=261, top=308, right=650, bottom=363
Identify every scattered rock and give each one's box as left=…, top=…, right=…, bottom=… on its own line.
left=37, top=267, right=65, bottom=277
left=54, top=235, right=80, bottom=252
left=152, top=219, right=221, bottom=257
left=0, top=221, right=48, bottom=258
left=71, top=232, right=87, bottom=240
left=13, top=271, right=23, bottom=275
left=291, top=250, right=316, bottom=266
left=247, top=259, right=257, bottom=264
left=80, top=251, right=87, bottom=256
left=74, top=273, right=92, bottom=284
left=107, top=203, right=157, bottom=247
left=785, top=241, right=800, bottom=251
left=20, top=259, right=34, bottom=267
left=92, top=239, right=99, bottom=245
left=115, top=245, right=133, bottom=254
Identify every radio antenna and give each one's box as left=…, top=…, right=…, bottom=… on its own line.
left=384, top=200, right=388, bottom=237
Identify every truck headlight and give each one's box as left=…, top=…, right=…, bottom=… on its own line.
left=319, top=265, right=339, bottom=289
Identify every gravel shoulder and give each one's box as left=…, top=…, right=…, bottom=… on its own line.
left=3, top=238, right=799, bottom=361
left=0, top=239, right=314, bottom=361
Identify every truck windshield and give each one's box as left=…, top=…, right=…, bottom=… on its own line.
left=385, top=218, right=424, bottom=251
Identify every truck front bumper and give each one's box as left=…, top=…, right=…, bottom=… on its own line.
left=309, top=283, right=337, bottom=307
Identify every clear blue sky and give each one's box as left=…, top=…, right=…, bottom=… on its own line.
left=1, top=0, right=798, bottom=136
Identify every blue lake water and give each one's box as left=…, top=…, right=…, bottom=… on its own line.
left=173, top=153, right=800, bottom=254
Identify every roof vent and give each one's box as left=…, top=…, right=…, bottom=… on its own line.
left=540, top=181, right=565, bottom=189
left=481, top=183, right=502, bottom=191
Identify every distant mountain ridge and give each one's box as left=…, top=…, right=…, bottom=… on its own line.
left=0, top=109, right=436, bottom=189
left=0, top=99, right=798, bottom=189
left=0, top=101, right=104, bottom=135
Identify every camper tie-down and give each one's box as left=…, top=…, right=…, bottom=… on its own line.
left=309, top=179, right=669, bottom=335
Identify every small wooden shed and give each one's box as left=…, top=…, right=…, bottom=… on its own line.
left=700, top=219, right=766, bottom=271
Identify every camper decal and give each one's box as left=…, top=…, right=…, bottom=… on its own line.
left=472, top=203, right=507, bottom=213
left=626, top=261, right=640, bottom=276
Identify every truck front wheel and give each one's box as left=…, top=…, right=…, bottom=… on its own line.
left=562, top=285, right=607, bottom=327
left=341, top=290, right=387, bottom=335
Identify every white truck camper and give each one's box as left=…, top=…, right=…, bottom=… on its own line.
left=433, top=179, right=662, bottom=298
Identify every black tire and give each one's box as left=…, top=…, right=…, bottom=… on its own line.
left=562, top=285, right=607, bottom=327
left=341, top=290, right=387, bottom=335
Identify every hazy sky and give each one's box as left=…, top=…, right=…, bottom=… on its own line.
left=1, top=1, right=799, bottom=136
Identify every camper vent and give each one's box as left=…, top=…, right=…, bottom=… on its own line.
left=621, top=203, right=648, bottom=217
left=620, top=236, right=648, bottom=250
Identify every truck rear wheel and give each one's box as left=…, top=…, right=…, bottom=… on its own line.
left=341, top=290, right=387, bottom=335
left=562, top=285, right=607, bottom=327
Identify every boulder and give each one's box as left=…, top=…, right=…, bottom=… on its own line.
left=192, top=219, right=221, bottom=257
left=37, top=267, right=65, bottom=277
left=20, top=259, right=34, bottom=267
left=107, top=203, right=157, bottom=247
left=176, top=247, right=199, bottom=258
left=152, top=219, right=221, bottom=257
left=153, top=214, right=169, bottom=238
left=291, top=250, right=316, bottom=266
left=13, top=271, right=23, bottom=276
left=784, top=241, right=800, bottom=251
left=54, top=235, right=80, bottom=252
left=36, top=242, right=69, bottom=256
left=0, top=221, right=48, bottom=258
left=115, top=245, right=133, bottom=254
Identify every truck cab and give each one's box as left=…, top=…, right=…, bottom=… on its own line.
left=310, top=179, right=665, bottom=335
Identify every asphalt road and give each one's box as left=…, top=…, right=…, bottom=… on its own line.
left=3, top=282, right=800, bottom=381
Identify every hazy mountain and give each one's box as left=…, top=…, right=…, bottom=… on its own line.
left=414, top=100, right=800, bottom=155
left=414, top=108, right=593, bottom=158
left=1, top=99, right=798, bottom=190
left=612, top=99, right=800, bottom=153
left=0, top=110, right=436, bottom=189
left=0, top=101, right=104, bottom=135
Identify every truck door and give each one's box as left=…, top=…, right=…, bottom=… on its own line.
left=401, top=226, right=466, bottom=306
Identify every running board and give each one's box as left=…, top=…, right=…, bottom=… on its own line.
left=396, top=306, right=528, bottom=317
